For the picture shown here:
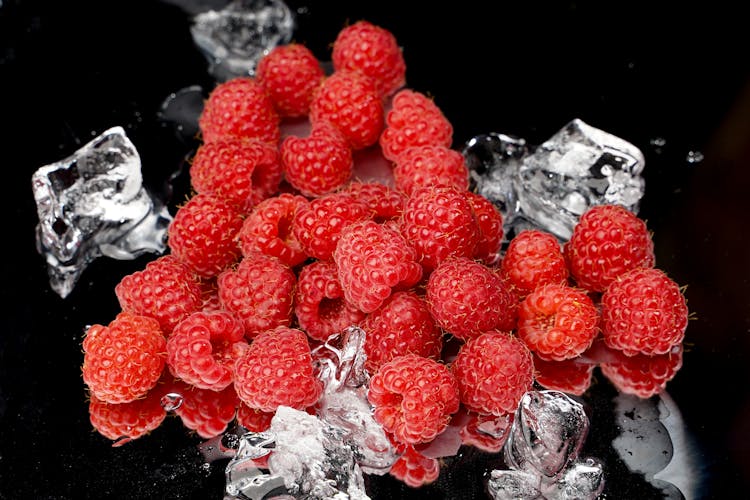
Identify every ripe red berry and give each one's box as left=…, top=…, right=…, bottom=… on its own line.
left=393, top=145, right=469, bottom=196
left=343, top=181, right=406, bottom=222
left=115, top=254, right=203, bottom=334
left=256, top=43, right=325, bottom=118
left=199, top=77, right=280, bottom=144
left=600, top=344, right=683, bottom=398
left=333, top=220, right=423, bottom=313
left=368, top=354, right=460, bottom=445
left=88, top=389, right=166, bottom=446
left=426, top=257, right=517, bottom=341
left=332, top=20, right=406, bottom=98
left=517, top=283, right=599, bottom=361
left=500, top=229, right=568, bottom=298
left=168, top=194, right=244, bottom=279
left=451, top=331, right=535, bottom=416
left=466, top=192, right=504, bottom=266
left=217, top=254, right=296, bottom=338
left=458, top=411, right=513, bottom=453
left=600, top=267, right=688, bottom=356
left=167, top=378, right=240, bottom=439
left=82, top=313, right=166, bottom=404
left=280, top=128, right=354, bottom=197
left=233, top=327, right=323, bottom=412
left=388, top=444, right=440, bottom=488
left=564, top=204, right=655, bottom=292
left=533, top=356, right=595, bottom=396
left=236, top=403, right=274, bottom=432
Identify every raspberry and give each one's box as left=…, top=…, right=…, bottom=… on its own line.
left=238, top=193, right=309, bottom=267
left=361, top=290, right=443, bottom=374
left=115, top=254, right=203, bottom=334
left=333, top=220, right=423, bottom=313
left=600, top=344, right=683, bottom=398
left=343, top=181, right=406, bottom=222
left=388, top=444, right=440, bottom=488
left=379, top=89, right=453, bottom=162
left=451, top=331, right=534, bottom=416
left=368, top=354, right=459, bottom=445
left=233, top=327, right=323, bottom=412
left=600, top=267, right=688, bottom=356
left=217, top=254, right=296, bottom=338
left=294, top=260, right=366, bottom=342
left=309, top=71, right=384, bottom=150
left=533, top=356, right=595, bottom=396
left=401, top=185, right=479, bottom=272
left=426, top=257, right=517, bottom=341
left=199, top=77, right=280, bottom=144
left=458, top=411, right=513, bottom=453
left=332, top=20, right=406, bottom=98
left=280, top=127, right=354, bottom=197
left=166, top=311, right=247, bottom=391
left=393, top=145, right=469, bottom=197
left=292, top=192, right=371, bottom=261
left=236, top=403, right=274, bottom=432
left=517, top=283, right=599, bottom=361
left=168, top=194, right=244, bottom=279
left=167, top=378, right=240, bottom=439
left=189, top=138, right=281, bottom=211
left=500, top=229, right=568, bottom=298
left=465, top=192, right=504, bottom=266
left=88, top=390, right=166, bottom=446
left=564, top=204, right=655, bottom=292
left=256, top=43, right=325, bottom=117
left=82, top=313, right=166, bottom=404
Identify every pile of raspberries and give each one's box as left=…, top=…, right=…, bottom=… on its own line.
left=80, top=20, right=689, bottom=488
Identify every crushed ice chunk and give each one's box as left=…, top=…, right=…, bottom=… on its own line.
left=464, top=119, right=645, bottom=242
left=190, top=0, right=295, bottom=81
left=539, top=457, right=605, bottom=500
left=32, top=126, right=171, bottom=298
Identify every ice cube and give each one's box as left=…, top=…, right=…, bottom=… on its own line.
left=539, top=457, right=605, bottom=500
left=190, top=0, right=295, bottom=81
left=157, top=85, right=205, bottom=143
left=32, top=126, right=171, bottom=298
left=487, top=469, right=543, bottom=499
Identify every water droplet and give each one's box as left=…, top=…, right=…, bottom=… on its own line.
left=649, top=137, right=667, bottom=147
left=161, top=392, right=184, bottom=411
left=686, top=150, right=704, bottom=164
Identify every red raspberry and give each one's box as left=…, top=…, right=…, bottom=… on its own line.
left=458, top=411, right=513, bottom=453
left=190, top=138, right=281, bottom=211
left=564, top=204, right=655, bottom=292
left=292, top=192, right=371, bottom=261
left=451, top=331, right=534, bottom=416
left=198, top=278, right=223, bottom=313
left=82, top=313, right=166, bottom=404
left=115, top=254, right=203, bottom=334
left=166, top=311, right=247, bottom=391
left=393, top=145, right=469, bottom=196
left=256, top=43, right=325, bottom=117
left=332, top=20, right=406, bottom=98
left=233, top=327, right=323, bottom=412
left=401, top=185, right=479, bottom=273
left=217, top=254, right=296, bottom=338
left=167, top=379, right=240, bottom=439
left=198, top=77, right=280, bottom=144
left=368, top=354, right=460, bottom=445
left=238, top=193, right=309, bottom=267
left=426, top=257, right=517, bottom=341
left=280, top=128, right=354, bottom=197
left=88, top=390, right=166, bottom=446
left=533, top=356, right=595, bottom=396
left=361, top=290, right=443, bottom=374
left=343, top=181, right=406, bottom=222
left=388, top=444, right=440, bottom=488
left=309, top=71, right=384, bottom=150
left=333, top=220, right=423, bottom=313
left=236, top=403, right=274, bottom=432
left=500, top=229, right=568, bottom=298
left=294, top=260, right=366, bottom=342
left=379, top=89, right=453, bottom=162
left=600, top=344, right=683, bottom=398
left=517, top=283, right=599, bottom=361
left=600, top=267, right=688, bottom=356
left=168, top=194, right=244, bottom=279
left=466, top=192, right=504, bottom=266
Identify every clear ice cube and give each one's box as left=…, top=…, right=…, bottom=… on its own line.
left=487, top=469, right=543, bottom=500
left=539, top=457, right=605, bottom=500
left=32, top=126, right=171, bottom=298
left=157, top=85, right=205, bottom=143
left=464, top=119, right=645, bottom=242
left=190, top=0, right=295, bottom=81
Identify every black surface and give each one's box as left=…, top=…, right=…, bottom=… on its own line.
left=2, top=1, right=749, bottom=498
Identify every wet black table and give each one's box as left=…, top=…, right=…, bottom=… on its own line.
left=1, top=1, right=748, bottom=498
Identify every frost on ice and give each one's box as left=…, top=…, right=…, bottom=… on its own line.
left=32, top=126, right=171, bottom=298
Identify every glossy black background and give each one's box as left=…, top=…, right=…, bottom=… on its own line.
left=1, top=1, right=749, bottom=498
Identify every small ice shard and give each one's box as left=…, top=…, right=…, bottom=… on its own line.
left=487, top=469, right=543, bottom=499
left=225, top=431, right=289, bottom=499
left=32, top=126, right=171, bottom=298
left=190, top=0, right=295, bottom=81
left=539, top=457, right=605, bottom=500
left=464, top=119, right=645, bottom=242
left=158, top=85, right=205, bottom=143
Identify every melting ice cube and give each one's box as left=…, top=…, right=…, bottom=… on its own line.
left=32, top=126, right=171, bottom=298
left=190, top=0, right=295, bottom=81
left=464, top=119, right=645, bottom=242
